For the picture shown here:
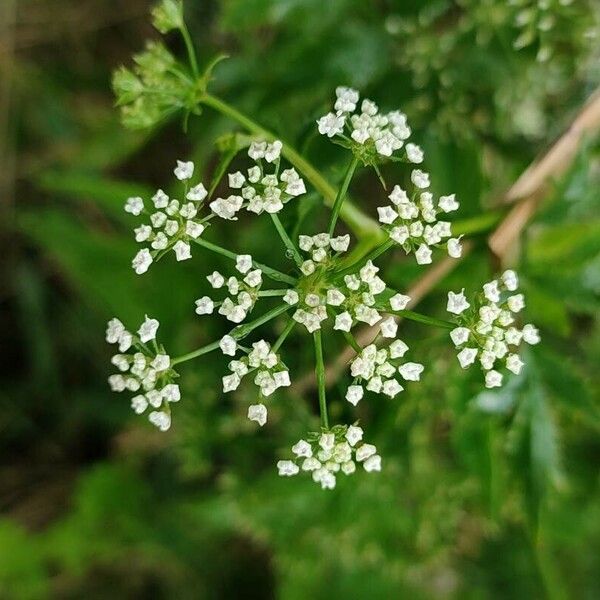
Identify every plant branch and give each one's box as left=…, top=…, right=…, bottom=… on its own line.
left=313, top=330, right=329, bottom=429
left=328, top=156, right=359, bottom=235
left=193, top=237, right=297, bottom=285
left=270, top=213, right=303, bottom=266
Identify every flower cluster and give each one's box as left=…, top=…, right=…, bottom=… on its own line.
left=128, top=160, right=210, bottom=274
left=106, top=316, right=179, bottom=431
left=317, top=87, right=417, bottom=162
left=346, top=339, right=424, bottom=403
left=277, top=425, right=381, bottom=490
left=283, top=233, right=393, bottom=334
left=195, top=255, right=263, bottom=324
left=221, top=338, right=291, bottom=425
left=377, top=178, right=461, bottom=265
left=446, top=270, right=540, bottom=388
left=209, top=140, right=306, bottom=219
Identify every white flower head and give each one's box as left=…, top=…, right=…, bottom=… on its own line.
left=447, top=290, right=470, bottom=315
left=248, top=403, right=267, bottom=426
left=174, top=160, right=194, bottom=180
left=138, top=315, right=159, bottom=343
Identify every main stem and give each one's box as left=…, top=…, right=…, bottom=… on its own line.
left=313, top=330, right=329, bottom=429
left=328, top=156, right=359, bottom=236
left=200, top=94, right=384, bottom=243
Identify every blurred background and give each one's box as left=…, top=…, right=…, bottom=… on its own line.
left=1, top=0, right=600, bottom=597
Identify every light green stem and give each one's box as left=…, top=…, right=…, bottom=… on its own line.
left=172, top=340, right=220, bottom=365
left=270, top=213, right=303, bottom=266
left=193, top=237, right=296, bottom=285
left=388, top=309, right=455, bottom=330
left=200, top=94, right=384, bottom=243
left=272, top=318, right=295, bottom=352
left=230, top=303, right=291, bottom=340
left=179, top=22, right=199, bottom=77
left=340, top=329, right=362, bottom=353
left=258, top=289, right=289, bottom=297
left=313, top=330, right=329, bottom=429
left=328, top=156, right=359, bottom=236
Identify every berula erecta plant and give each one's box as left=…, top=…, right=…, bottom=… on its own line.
left=108, top=0, right=540, bottom=490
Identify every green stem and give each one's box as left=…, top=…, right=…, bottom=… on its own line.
left=387, top=309, right=455, bottom=330
left=172, top=340, right=220, bottom=366
left=193, top=237, right=296, bottom=285
left=200, top=94, right=384, bottom=243
left=179, top=22, right=199, bottom=77
left=230, top=303, right=291, bottom=340
left=335, top=238, right=394, bottom=279
left=270, top=213, right=303, bottom=266
left=313, top=330, right=329, bottom=429
left=258, top=289, right=289, bottom=297
left=340, top=329, right=363, bottom=353
left=328, top=156, right=359, bottom=236
left=272, top=318, right=296, bottom=352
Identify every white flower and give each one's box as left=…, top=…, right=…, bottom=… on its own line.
left=411, top=169, right=430, bottom=189
left=131, top=395, right=148, bottom=414
left=389, top=339, right=409, bottom=359
left=183, top=221, right=203, bottom=239
left=207, top=271, right=225, bottom=288
left=405, top=143, right=424, bottom=163
left=248, top=403, right=267, bottom=426
left=106, top=318, right=125, bottom=344
left=522, top=324, right=541, bottom=345
left=152, top=354, right=170, bottom=372
left=330, top=235, right=350, bottom=252
left=345, top=425, right=363, bottom=446
left=277, top=460, right=299, bottom=476
left=334, top=86, right=359, bottom=112
left=173, top=240, right=191, bottom=261
left=382, top=379, right=403, bottom=397
left=457, top=347, right=478, bottom=368
left=236, top=254, right=253, bottom=274
left=483, top=281, right=501, bottom=303
left=415, top=244, right=432, bottom=265
left=174, top=160, right=194, bottom=180
left=507, top=294, right=525, bottom=313
left=506, top=353, right=524, bottom=375
left=363, top=454, right=382, bottom=472
left=398, top=362, right=424, bottom=381
left=283, top=290, right=299, bottom=305
left=319, top=432, right=335, bottom=451
left=152, top=189, right=169, bottom=208
left=447, top=290, right=470, bottom=315
left=502, top=270, right=519, bottom=291
left=132, top=248, right=153, bottom=274
left=346, top=385, right=364, bottom=406
left=326, top=289, right=345, bottom=306
left=485, top=370, right=503, bottom=388
left=187, top=183, right=208, bottom=201
left=450, top=327, right=470, bottom=346
left=334, top=311, right=353, bottom=332
left=447, top=238, right=462, bottom=258
left=265, top=140, right=283, bottom=163
left=377, top=206, right=398, bottom=225
left=390, top=293, right=410, bottom=311
left=162, top=383, right=180, bottom=402
left=355, top=443, right=376, bottom=462
left=380, top=317, right=398, bottom=338
left=228, top=171, right=245, bottom=189
left=125, top=196, right=144, bottom=216
left=317, top=112, right=345, bottom=137
left=438, top=194, right=459, bottom=212
left=222, top=373, right=241, bottom=392
left=138, top=315, right=159, bottom=343
left=219, top=335, right=237, bottom=356
left=149, top=411, right=171, bottom=431
left=292, top=440, right=312, bottom=458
